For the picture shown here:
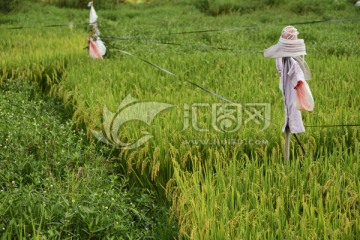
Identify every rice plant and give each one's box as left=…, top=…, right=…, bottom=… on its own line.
left=1, top=0, right=359, bottom=238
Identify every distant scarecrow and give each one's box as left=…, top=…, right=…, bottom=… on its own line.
left=87, top=1, right=106, bottom=59
left=264, top=26, right=314, bottom=161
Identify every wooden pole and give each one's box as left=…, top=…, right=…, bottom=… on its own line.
left=284, top=127, right=290, bottom=163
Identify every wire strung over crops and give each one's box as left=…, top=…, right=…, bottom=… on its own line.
left=101, top=17, right=360, bottom=40
left=5, top=4, right=360, bottom=131
left=7, top=16, right=360, bottom=36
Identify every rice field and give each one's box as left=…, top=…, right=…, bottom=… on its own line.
left=1, top=0, right=360, bottom=239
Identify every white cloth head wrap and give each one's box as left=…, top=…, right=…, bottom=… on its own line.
left=264, top=26, right=311, bottom=80
left=264, top=38, right=306, bottom=58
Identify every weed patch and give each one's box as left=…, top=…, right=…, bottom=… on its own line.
left=0, top=80, right=177, bottom=239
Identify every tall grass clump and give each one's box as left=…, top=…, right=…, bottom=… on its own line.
left=0, top=80, right=177, bottom=239
left=196, top=0, right=264, bottom=16
left=0, top=0, right=16, bottom=12
left=0, top=20, right=84, bottom=88
left=41, top=0, right=123, bottom=9
left=171, top=139, right=359, bottom=239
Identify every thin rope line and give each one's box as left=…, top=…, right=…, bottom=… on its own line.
left=305, top=124, right=360, bottom=128
left=110, top=45, right=357, bottom=125
left=290, top=17, right=360, bottom=25
left=104, top=39, right=263, bottom=54
left=113, top=48, right=234, bottom=104
left=294, top=123, right=359, bottom=155
left=7, top=22, right=88, bottom=29
left=293, top=133, right=306, bottom=155
left=102, top=17, right=360, bottom=41
left=6, top=16, right=360, bottom=33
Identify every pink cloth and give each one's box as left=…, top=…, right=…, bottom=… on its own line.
left=88, top=37, right=103, bottom=59
left=295, top=81, right=314, bottom=111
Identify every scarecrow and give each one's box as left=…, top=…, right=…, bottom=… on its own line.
left=264, top=26, right=314, bottom=161
left=87, top=1, right=106, bottom=59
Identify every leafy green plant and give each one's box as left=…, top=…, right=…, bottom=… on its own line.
left=0, top=80, right=177, bottom=239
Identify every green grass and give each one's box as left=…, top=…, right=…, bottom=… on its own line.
left=0, top=80, right=177, bottom=239
left=1, top=0, right=360, bottom=239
